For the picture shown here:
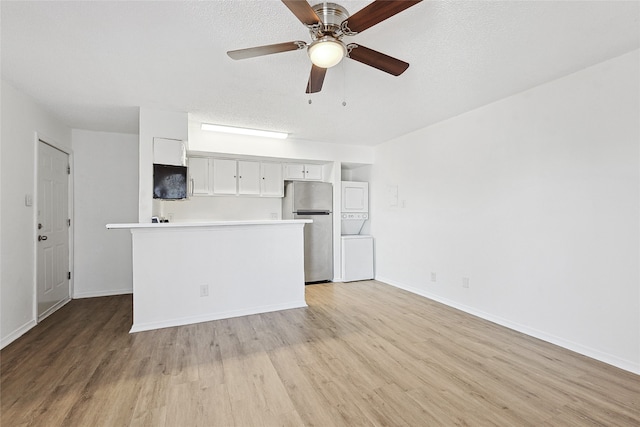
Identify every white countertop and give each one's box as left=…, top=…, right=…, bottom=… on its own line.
left=106, top=219, right=312, bottom=229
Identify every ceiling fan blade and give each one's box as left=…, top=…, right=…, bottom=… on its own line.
left=282, top=0, right=322, bottom=27
left=341, top=0, right=422, bottom=35
left=306, top=65, right=327, bottom=94
left=227, top=41, right=306, bottom=60
left=347, top=44, right=409, bottom=76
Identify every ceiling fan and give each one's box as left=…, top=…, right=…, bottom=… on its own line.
left=227, top=0, right=423, bottom=94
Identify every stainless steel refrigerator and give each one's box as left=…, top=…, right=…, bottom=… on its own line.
left=283, top=181, right=333, bottom=283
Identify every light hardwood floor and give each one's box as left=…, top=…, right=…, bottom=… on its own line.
left=1, top=280, right=638, bottom=426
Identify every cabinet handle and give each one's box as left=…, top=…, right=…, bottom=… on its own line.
left=190, top=178, right=194, bottom=195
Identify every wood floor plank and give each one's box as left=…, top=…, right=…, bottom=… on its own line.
left=2, top=281, right=639, bottom=426
left=266, top=348, right=341, bottom=426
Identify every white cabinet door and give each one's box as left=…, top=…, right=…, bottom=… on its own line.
left=212, top=159, right=237, bottom=195
left=188, top=157, right=284, bottom=197
left=238, top=161, right=260, bottom=195
left=189, top=157, right=212, bottom=195
left=261, top=162, right=283, bottom=197
left=154, top=138, right=185, bottom=166
left=304, top=164, right=323, bottom=180
left=284, top=163, right=323, bottom=181
left=284, top=163, right=305, bottom=180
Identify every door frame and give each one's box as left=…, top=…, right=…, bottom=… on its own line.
left=33, top=132, right=74, bottom=322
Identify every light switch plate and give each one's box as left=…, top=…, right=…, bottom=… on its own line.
left=25, top=194, right=33, bottom=206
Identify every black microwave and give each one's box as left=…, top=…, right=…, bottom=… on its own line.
left=153, top=164, right=187, bottom=200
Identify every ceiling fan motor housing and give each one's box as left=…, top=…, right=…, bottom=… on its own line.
left=311, top=2, right=349, bottom=39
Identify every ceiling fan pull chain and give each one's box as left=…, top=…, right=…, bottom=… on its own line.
left=342, top=60, right=347, bottom=107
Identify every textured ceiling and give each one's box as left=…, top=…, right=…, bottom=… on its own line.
left=1, top=1, right=639, bottom=146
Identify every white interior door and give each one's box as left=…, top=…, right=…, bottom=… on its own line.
left=37, top=141, right=70, bottom=319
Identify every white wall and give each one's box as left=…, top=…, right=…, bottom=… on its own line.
left=157, top=196, right=282, bottom=223
left=72, top=129, right=138, bottom=297
left=372, top=50, right=640, bottom=373
left=0, top=80, right=72, bottom=348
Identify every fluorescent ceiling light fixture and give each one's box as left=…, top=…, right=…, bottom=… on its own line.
left=201, top=123, right=288, bottom=139
left=308, top=36, right=346, bottom=68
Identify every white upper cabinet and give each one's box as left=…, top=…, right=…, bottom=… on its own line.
left=154, top=137, right=186, bottom=166
left=212, top=159, right=237, bottom=195
left=260, top=162, right=284, bottom=197
left=284, top=163, right=323, bottom=181
left=237, top=161, right=260, bottom=195
left=188, top=157, right=284, bottom=197
left=284, top=163, right=305, bottom=180
left=189, top=157, right=212, bottom=195
left=304, top=164, right=323, bottom=180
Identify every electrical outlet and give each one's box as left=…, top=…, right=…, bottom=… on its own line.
left=462, top=277, right=470, bottom=288
left=168, top=213, right=174, bottom=221
left=270, top=212, right=278, bottom=219
left=430, top=272, right=437, bottom=282
left=200, top=284, right=209, bottom=297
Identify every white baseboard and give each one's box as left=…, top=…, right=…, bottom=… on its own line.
left=2, top=297, right=73, bottom=349
left=1, top=319, right=37, bottom=350
left=73, top=288, right=133, bottom=299
left=38, top=297, right=71, bottom=322
left=130, top=300, right=308, bottom=333
left=376, top=276, right=640, bottom=375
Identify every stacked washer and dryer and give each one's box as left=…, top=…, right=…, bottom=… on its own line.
left=341, top=181, right=374, bottom=282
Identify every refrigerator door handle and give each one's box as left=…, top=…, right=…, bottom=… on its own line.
left=296, top=210, right=331, bottom=215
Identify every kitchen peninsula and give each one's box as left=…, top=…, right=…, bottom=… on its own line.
left=106, top=220, right=311, bottom=332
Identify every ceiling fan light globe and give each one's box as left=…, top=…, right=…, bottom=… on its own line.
left=308, top=37, right=346, bottom=68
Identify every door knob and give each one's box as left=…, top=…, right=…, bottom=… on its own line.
left=38, top=235, right=47, bottom=241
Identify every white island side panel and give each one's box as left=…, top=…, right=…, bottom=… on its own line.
left=129, top=223, right=307, bottom=332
